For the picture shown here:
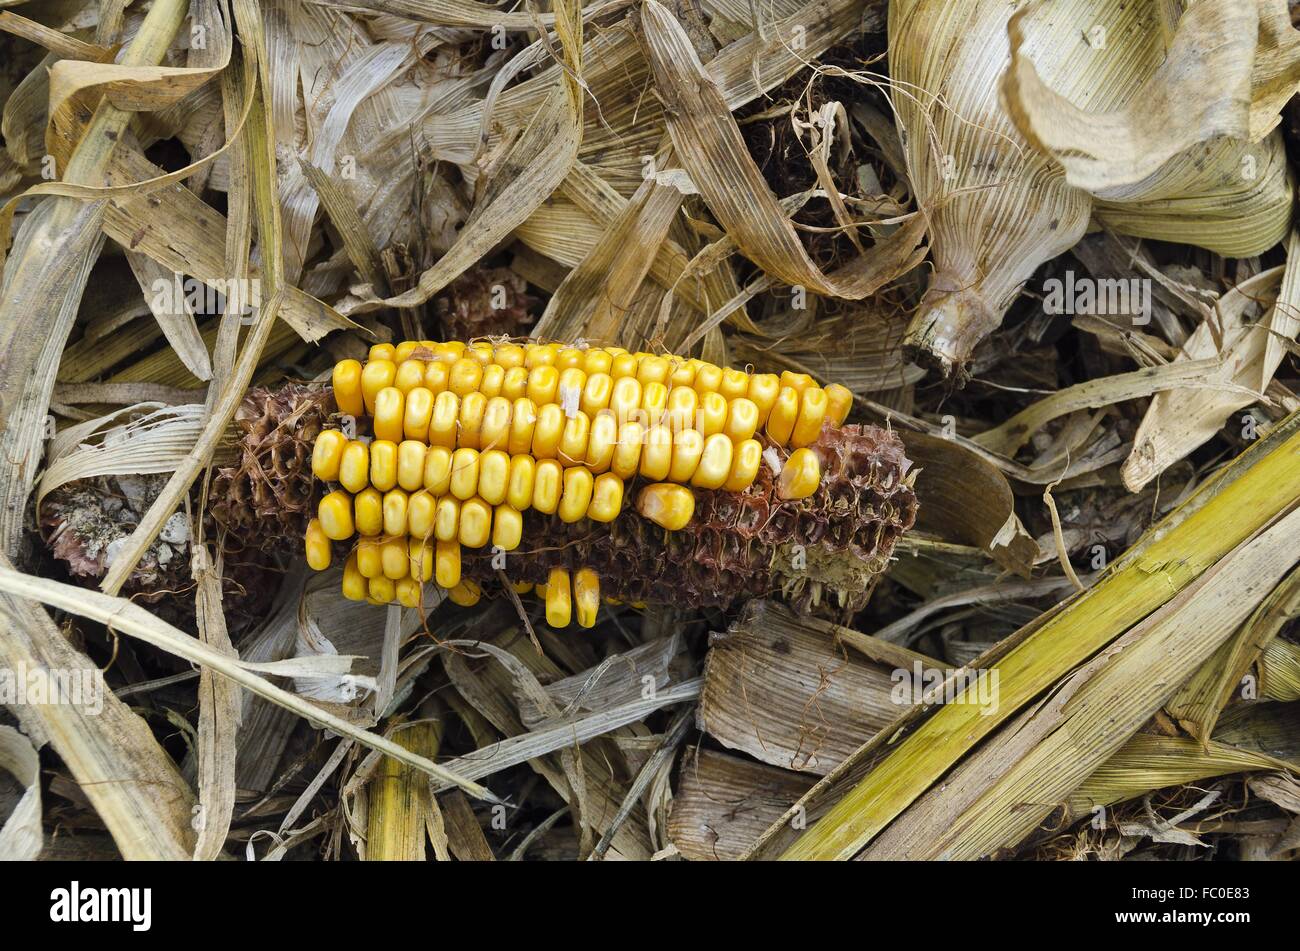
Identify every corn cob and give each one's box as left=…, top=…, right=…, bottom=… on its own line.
left=300, top=341, right=915, bottom=625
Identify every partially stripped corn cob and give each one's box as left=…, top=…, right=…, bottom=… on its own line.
left=304, top=340, right=916, bottom=626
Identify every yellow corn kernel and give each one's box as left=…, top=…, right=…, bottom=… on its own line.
left=479, top=396, right=512, bottom=451
left=305, top=518, right=332, bottom=570
left=357, top=536, right=382, bottom=578
left=449, top=448, right=480, bottom=501
left=395, top=577, right=423, bottom=608
left=312, top=429, right=347, bottom=482
left=342, top=553, right=367, bottom=600
left=582, top=349, right=612, bottom=376
left=368, top=575, right=396, bottom=604
left=493, top=504, right=523, bottom=551
left=557, top=367, right=587, bottom=411
left=437, top=341, right=466, bottom=363
left=691, top=433, right=734, bottom=490
left=502, top=365, right=530, bottom=401
left=825, top=383, right=853, bottom=426
left=610, top=352, right=639, bottom=380
left=394, top=341, right=419, bottom=362
left=559, top=411, right=591, bottom=466
left=585, top=412, right=618, bottom=473
left=780, top=371, right=815, bottom=395
left=724, top=398, right=759, bottom=443
left=457, top=392, right=487, bottom=449
left=573, top=568, right=600, bottom=628
left=459, top=497, right=492, bottom=548
left=369, top=343, right=397, bottom=362
left=669, top=359, right=697, bottom=387
left=428, top=391, right=460, bottom=448
left=382, top=538, right=409, bottom=579
left=526, top=365, right=559, bottom=406
left=354, top=487, right=383, bottom=536
left=434, top=496, right=461, bottom=542
left=791, top=387, right=828, bottom=448
left=408, top=490, right=436, bottom=539
left=506, top=454, right=537, bottom=512
left=766, top=386, right=800, bottom=445
left=694, top=362, right=723, bottom=393
left=393, top=359, right=426, bottom=394
left=397, top=440, right=427, bottom=491
left=408, top=538, right=434, bottom=582
left=555, top=347, right=585, bottom=370
left=589, top=472, right=624, bottom=522
left=448, top=357, right=483, bottom=397
left=532, top=403, right=565, bottom=459
left=668, top=429, right=704, bottom=483
left=639, top=424, right=673, bottom=481
left=480, top=363, right=505, bottom=399
left=699, top=391, right=728, bottom=437
left=641, top=381, right=669, bottom=425
left=478, top=449, right=510, bottom=506
left=545, top=568, right=572, bottom=627
left=636, top=483, right=695, bottom=531
left=533, top=581, right=548, bottom=600
left=513, top=581, right=534, bottom=596
left=403, top=387, right=434, bottom=442
left=525, top=342, right=558, bottom=368
left=747, top=373, right=781, bottom=426
left=422, top=360, right=450, bottom=395
left=382, top=489, right=409, bottom=537
left=636, top=355, right=670, bottom=387
left=665, top=385, right=698, bottom=432
left=338, top=440, right=370, bottom=493
left=609, top=376, right=642, bottom=423
left=332, top=360, right=364, bottom=418
left=777, top=447, right=822, bottom=500
left=423, top=446, right=453, bottom=495
left=495, top=343, right=526, bottom=369
left=361, top=359, right=397, bottom=414
left=724, top=438, right=763, bottom=492
left=449, top=580, right=481, bottom=606
left=719, top=367, right=750, bottom=401
left=369, top=439, right=398, bottom=491
left=467, top=342, right=493, bottom=365
left=318, top=490, right=355, bottom=540
left=508, top=398, right=538, bottom=455
left=581, top=373, right=613, bottom=417
left=533, top=459, right=563, bottom=514
left=435, top=540, right=461, bottom=588
left=373, top=387, right=405, bottom=443
left=611, top=421, right=645, bottom=480
left=558, top=467, right=594, bottom=523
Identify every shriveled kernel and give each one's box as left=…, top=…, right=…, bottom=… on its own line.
left=512, top=581, right=534, bottom=596
left=305, top=518, right=332, bottom=570
left=777, top=447, right=822, bottom=500
left=393, top=359, right=426, bottom=394
left=368, top=575, right=396, bottom=604
left=478, top=449, right=510, bottom=506
left=479, top=396, right=512, bottom=451
left=609, top=376, right=642, bottom=423
left=361, top=360, right=396, bottom=414
left=435, top=540, right=461, bottom=588
left=585, top=412, right=618, bottom=473
left=312, top=429, right=347, bottom=482
left=319, top=490, right=355, bottom=540
left=747, top=374, right=781, bottom=426
left=526, top=365, right=560, bottom=406
left=428, top=391, right=460, bottom=449
left=545, top=568, right=572, bottom=627
left=382, top=538, right=409, bottom=579
left=449, top=448, right=480, bottom=500
left=533, top=459, right=563, bottom=514
left=791, top=386, right=828, bottom=448
left=506, top=454, right=537, bottom=511
left=403, top=387, right=434, bottom=442
left=588, top=472, right=624, bottom=522
left=395, top=577, right=423, bottom=608
left=636, top=483, right=695, bottom=531
left=532, top=403, right=565, bottom=459
left=459, top=497, right=492, bottom=548
left=766, top=386, right=800, bottom=445
left=573, top=568, right=600, bottom=628
left=508, top=398, right=538, bottom=455
left=423, top=446, right=453, bottom=495
left=724, top=438, right=763, bottom=492
left=639, top=424, right=673, bottom=481
left=449, top=580, right=482, bottom=606
left=611, top=421, right=645, bottom=480
left=699, top=391, right=729, bottom=437
left=492, top=504, right=523, bottom=551
left=825, top=383, right=854, bottom=426
left=408, top=538, right=433, bottom=582
left=724, top=397, right=759, bottom=443
left=448, top=357, right=483, bottom=396
left=457, top=392, right=487, bottom=449
left=719, top=367, right=750, bottom=401
left=581, top=373, right=613, bottom=417
left=434, top=496, right=461, bottom=542
left=369, top=343, right=397, bottom=362
left=354, top=487, right=383, bottom=536
left=502, top=366, right=530, bottom=401
left=668, top=429, right=705, bottom=483
left=342, top=554, right=367, bottom=600
left=397, top=440, right=427, bottom=491
left=559, top=411, right=591, bottom=466
left=373, top=387, right=405, bottom=443
left=558, top=467, right=594, bottom=523
left=356, top=537, right=382, bottom=578
left=332, top=360, right=364, bottom=417
left=408, top=490, right=437, bottom=539
left=369, top=440, right=398, bottom=491
left=382, top=489, right=409, bottom=537
left=691, top=433, right=733, bottom=490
